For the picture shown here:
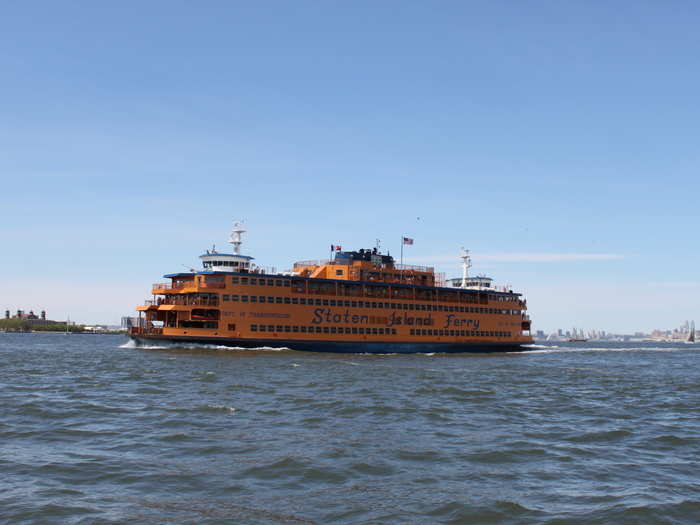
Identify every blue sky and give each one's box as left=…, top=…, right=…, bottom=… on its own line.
left=1, top=1, right=699, bottom=332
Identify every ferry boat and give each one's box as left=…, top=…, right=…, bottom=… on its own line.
left=128, top=223, right=533, bottom=353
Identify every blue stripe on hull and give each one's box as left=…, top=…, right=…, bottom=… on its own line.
left=130, top=335, right=527, bottom=354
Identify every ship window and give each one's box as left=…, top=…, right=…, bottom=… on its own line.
left=322, top=300, right=329, bottom=306
left=352, top=327, right=358, bottom=334
left=392, top=328, right=397, bottom=335
left=359, top=327, right=365, bottom=334
left=284, top=326, right=291, bottom=332
left=250, top=296, right=257, bottom=303
left=251, top=324, right=258, bottom=332
left=336, top=269, right=343, bottom=276
left=410, top=329, right=414, bottom=335
left=299, top=298, right=306, bottom=305
left=275, top=325, right=283, bottom=332
left=250, top=278, right=257, bottom=285
left=323, top=326, right=330, bottom=333
left=284, top=298, right=290, bottom=304
left=344, top=301, right=350, bottom=307
left=223, top=295, right=229, bottom=301
left=377, top=328, right=383, bottom=335
left=300, top=326, right=307, bottom=333
left=276, top=280, right=283, bottom=287
left=268, top=296, right=274, bottom=302
left=330, top=300, right=336, bottom=306
left=241, top=296, right=249, bottom=302
left=259, top=325, right=266, bottom=332
left=241, top=278, right=248, bottom=284
left=232, top=278, right=239, bottom=284
left=284, top=281, right=290, bottom=287
left=315, top=299, right=322, bottom=306
left=292, top=298, right=298, bottom=304
left=231, top=295, right=239, bottom=301
left=276, top=297, right=283, bottom=304
left=409, top=304, right=414, bottom=310
left=266, top=325, right=273, bottom=331
left=315, top=327, right=322, bottom=333
left=372, top=328, right=378, bottom=335
left=330, top=327, right=336, bottom=334
left=345, top=327, right=351, bottom=334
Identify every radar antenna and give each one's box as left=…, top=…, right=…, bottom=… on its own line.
left=229, top=221, right=246, bottom=255
left=459, top=247, right=472, bottom=288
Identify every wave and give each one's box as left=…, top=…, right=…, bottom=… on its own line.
left=521, top=345, right=691, bottom=354
left=118, top=340, right=291, bottom=352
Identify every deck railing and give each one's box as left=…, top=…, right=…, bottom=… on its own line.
left=155, top=297, right=219, bottom=306
left=293, top=259, right=331, bottom=268
left=395, top=263, right=435, bottom=273
left=129, top=326, right=163, bottom=336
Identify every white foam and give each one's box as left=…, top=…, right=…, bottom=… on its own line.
left=120, top=340, right=291, bottom=351
left=521, top=345, right=688, bottom=354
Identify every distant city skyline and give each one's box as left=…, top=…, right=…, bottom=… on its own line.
left=1, top=2, right=699, bottom=332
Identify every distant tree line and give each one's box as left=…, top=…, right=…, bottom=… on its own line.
left=0, top=318, right=86, bottom=332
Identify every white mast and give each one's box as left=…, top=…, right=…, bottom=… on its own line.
left=229, top=221, right=246, bottom=255
left=459, top=247, right=472, bottom=288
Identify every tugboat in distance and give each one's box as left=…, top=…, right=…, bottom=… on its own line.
left=568, top=327, right=588, bottom=343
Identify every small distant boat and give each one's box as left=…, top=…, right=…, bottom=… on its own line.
left=568, top=327, right=588, bottom=343
left=687, top=321, right=695, bottom=343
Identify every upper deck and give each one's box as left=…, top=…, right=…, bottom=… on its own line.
left=293, top=248, right=443, bottom=287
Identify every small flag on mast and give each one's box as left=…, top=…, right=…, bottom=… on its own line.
left=402, top=237, right=414, bottom=245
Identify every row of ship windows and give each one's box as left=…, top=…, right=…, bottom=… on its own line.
left=223, top=295, right=519, bottom=315
left=229, top=276, right=517, bottom=303
left=232, top=277, right=290, bottom=287
left=410, top=329, right=513, bottom=338
left=247, top=324, right=512, bottom=337
left=250, top=325, right=398, bottom=335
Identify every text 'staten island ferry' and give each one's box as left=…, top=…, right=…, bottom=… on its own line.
left=129, top=223, right=533, bottom=353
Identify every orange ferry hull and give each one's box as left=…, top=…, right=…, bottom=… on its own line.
left=129, top=334, right=528, bottom=353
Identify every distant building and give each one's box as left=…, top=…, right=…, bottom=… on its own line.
left=4, top=309, right=57, bottom=325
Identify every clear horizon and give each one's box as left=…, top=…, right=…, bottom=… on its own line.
left=2, top=2, right=699, bottom=333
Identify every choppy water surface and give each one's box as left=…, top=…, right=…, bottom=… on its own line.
left=2, top=334, right=700, bottom=524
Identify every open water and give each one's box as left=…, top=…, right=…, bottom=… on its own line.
left=1, top=333, right=700, bottom=524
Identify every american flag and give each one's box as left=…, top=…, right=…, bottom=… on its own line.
left=402, top=237, right=414, bottom=245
